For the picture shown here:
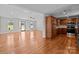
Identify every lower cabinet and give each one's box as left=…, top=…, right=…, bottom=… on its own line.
left=57, top=28, right=67, bottom=34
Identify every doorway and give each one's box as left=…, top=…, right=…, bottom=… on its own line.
left=19, top=21, right=26, bottom=31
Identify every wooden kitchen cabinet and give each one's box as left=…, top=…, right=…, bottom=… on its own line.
left=57, top=18, right=67, bottom=25
left=45, top=16, right=57, bottom=39
left=57, top=28, right=67, bottom=34
left=62, top=28, right=67, bottom=34
left=56, top=18, right=67, bottom=34
left=60, top=19, right=67, bottom=25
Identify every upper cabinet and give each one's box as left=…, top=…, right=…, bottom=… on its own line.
left=57, top=18, right=67, bottom=26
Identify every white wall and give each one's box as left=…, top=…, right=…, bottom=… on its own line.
left=0, top=5, right=45, bottom=38
left=0, top=17, right=20, bottom=33
left=0, top=16, right=1, bottom=32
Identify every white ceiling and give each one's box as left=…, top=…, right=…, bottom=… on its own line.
left=13, top=4, right=70, bottom=14
left=11, top=4, right=79, bottom=17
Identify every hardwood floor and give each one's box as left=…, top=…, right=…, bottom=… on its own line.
left=0, top=31, right=79, bottom=54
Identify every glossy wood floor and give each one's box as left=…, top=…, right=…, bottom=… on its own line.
left=0, top=30, right=79, bottom=54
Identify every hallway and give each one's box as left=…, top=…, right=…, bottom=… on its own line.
left=0, top=31, right=78, bottom=54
